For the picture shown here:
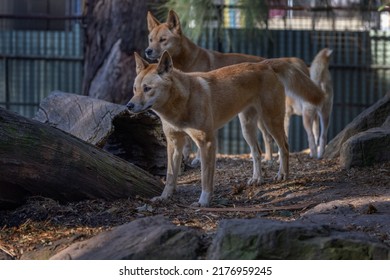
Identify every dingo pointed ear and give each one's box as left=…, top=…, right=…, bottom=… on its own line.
left=134, top=52, right=149, bottom=74
left=167, top=10, right=181, bottom=35
left=147, top=11, right=161, bottom=32
left=157, top=51, right=173, bottom=75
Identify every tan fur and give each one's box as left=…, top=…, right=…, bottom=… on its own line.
left=127, top=52, right=324, bottom=207
left=146, top=10, right=321, bottom=163
left=146, top=10, right=264, bottom=71
left=284, top=48, right=333, bottom=158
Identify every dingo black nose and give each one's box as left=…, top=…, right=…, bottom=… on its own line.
left=126, top=102, right=135, bottom=111
left=145, top=48, right=153, bottom=57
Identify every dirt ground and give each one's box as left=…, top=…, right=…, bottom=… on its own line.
left=0, top=152, right=389, bottom=259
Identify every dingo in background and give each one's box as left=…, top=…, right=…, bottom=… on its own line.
left=284, top=48, right=333, bottom=158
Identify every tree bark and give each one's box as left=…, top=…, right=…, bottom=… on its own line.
left=82, top=0, right=156, bottom=104
left=0, top=107, right=164, bottom=210
left=34, top=91, right=167, bottom=176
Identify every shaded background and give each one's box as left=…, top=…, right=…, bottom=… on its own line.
left=0, top=0, right=389, bottom=153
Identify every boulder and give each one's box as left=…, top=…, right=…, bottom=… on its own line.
left=339, top=120, right=390, bottom=169
left=207, top=218, right=390, bottom=260
left=50, top=216, right=201, bottom=260
left=324, top=92, right=390, bottom=159
left=301, top=197, right=390, bottom=236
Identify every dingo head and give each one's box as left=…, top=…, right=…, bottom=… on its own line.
left=126, top=52, right=173, bottom=114
left=145, top=10, right=182, bottom=61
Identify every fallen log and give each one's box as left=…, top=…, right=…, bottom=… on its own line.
left=0, top=107, right=164, bottom=210
left=34, top=91, right=167, bottom=175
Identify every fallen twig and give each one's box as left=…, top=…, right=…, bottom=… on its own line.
left=179, top=201, right=318, bottom=212
left=0, top=243, right=15, bottom=259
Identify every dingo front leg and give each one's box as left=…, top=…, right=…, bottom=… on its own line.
left=152, top=128, right=185, bottom=202
left=182, top=136, right=192, bottom=163
left=192, top=133, right=217, bottom=207
left=191, top=148, right=201, bottom=167
left=257, top=118, right=273, bottom=162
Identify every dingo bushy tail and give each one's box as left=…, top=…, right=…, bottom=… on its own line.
left=264, top=59, right=325, bottom=107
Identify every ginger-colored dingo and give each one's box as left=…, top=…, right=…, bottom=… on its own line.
left=127, top=51, right=324, bottom=207
left=146, top=10, right=311, bottom=163
left=285, top=48, right=333, bottom=158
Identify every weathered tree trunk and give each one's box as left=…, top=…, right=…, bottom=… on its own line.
left=82, top=0, right=158, bottom=104
left=0, top=107, right=164, bottom=210
left=34, top=91, right=167, bottom=176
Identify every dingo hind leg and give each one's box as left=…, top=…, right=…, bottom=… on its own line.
left=239, top=109, right=263, bottom=185
left=318, top=109, right=330, bottom=158
left=313, top=114, right=320, bottom=146
left=259, top=90, right=289, bottom=181
left=266, top=120, right=289, bottom=181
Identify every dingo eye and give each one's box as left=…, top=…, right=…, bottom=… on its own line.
left=159, top=37, right=166, bottom=43
left=143, top=85, right=152, bottom=92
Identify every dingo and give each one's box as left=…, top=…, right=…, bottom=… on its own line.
left=284, top=48, right=333, bottom=158
left=127, top=51, right=324, bottom=207
left=146, top=10, right=311, bottom=163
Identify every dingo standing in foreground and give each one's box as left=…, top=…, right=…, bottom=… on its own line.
left=127, top=51, right=324, bottom=207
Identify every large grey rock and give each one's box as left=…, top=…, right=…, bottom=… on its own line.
left=324, top=92, right=390, bottom=159
left=207, top=218, right=390, bottom=260
left=50, top=216, right=201, bottom=260
left=340, top=123, right=390, bottom=169
left=301, top=197, right=390, bottom=238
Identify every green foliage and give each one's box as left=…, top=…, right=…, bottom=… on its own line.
left=239, top=0, right=268, bottom=30
left=157, top=0, right=221, bottom=41
left=379, top=0, right=390, bottom=11
left=157, top=0, right=268, bottom=42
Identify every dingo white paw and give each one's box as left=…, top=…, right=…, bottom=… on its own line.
left=274, top=172, right=287, bottom=181
left=247, top=177, right=264, bottom=185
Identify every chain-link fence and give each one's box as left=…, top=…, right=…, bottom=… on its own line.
left=198, top=1, right=390, bottom=153
left=0, top=0, right=84, bottom=117
left=1, top=0, right=389, bottom=153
